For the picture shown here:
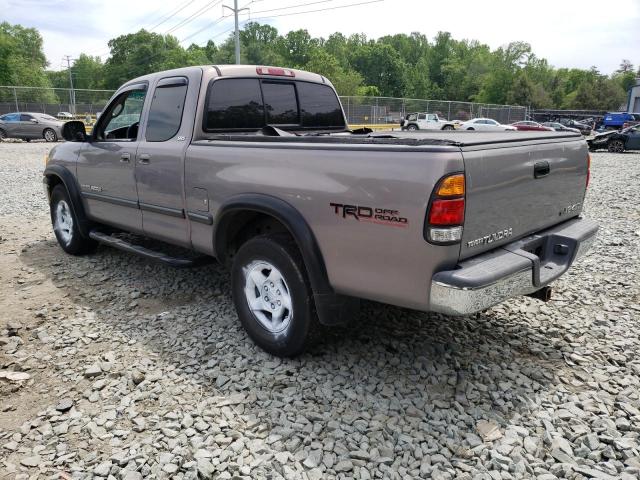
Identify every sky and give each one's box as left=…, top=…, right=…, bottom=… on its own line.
left=2, top=0, right=639, bottom=74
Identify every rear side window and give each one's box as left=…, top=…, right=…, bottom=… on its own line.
left=262, top=82, right=298, bottom=124
left=298, top=82, right=344, bottom=128
left=205, top=79, right=264, bottom=130
left=146, top=79, right=188, bottom=142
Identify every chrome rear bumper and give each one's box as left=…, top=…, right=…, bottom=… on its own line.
left=429, top=217, right=598, bottom=316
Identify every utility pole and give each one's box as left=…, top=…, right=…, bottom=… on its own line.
left=63, top=55, right=76, bottom=114
left=223, top=1, right=249, bottom=64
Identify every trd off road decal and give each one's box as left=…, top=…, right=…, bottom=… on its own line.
left=330, top=203, right=409, bottom=227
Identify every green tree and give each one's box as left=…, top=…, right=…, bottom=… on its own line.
left=304, top=50, right=362, bottom=95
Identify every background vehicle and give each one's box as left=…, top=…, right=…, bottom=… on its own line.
left=44, top=65, right=596, bottom=357
left=601, top=112, right=637, bottom=130
left=587, top=125, right=640, bottom=152
left=541, top=121, right=580, bottom=133
left=400, top=112, right=456, bottom=131
left=511, top=121, right=554, bottom=132
left=0, top=112, right=63, bottom=142
left=460, top=118, right=517, bottom=131
left=622, top=113, right=640, bottom=130
left=57, top=112, right=73, bottom=119
left=558, top=118, right=592, bottom=135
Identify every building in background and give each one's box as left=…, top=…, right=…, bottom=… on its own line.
left=628, top=78, right=640, bottom=113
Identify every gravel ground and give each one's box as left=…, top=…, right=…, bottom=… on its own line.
left=0, top=142, right=639, bottom=480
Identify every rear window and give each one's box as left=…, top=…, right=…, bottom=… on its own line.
left=262, top=82, right=298, bottom=124
left=203, top=78, right=344, bottom=131
left=205, top=79, right=264, bottom=130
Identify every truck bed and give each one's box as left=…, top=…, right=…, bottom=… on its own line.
left=200, top=130, right=583, bottom=149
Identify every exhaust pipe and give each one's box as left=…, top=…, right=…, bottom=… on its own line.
left=526, top=286, right=552, bottom=302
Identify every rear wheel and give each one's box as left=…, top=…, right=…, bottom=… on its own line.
left=607, top=139, right=625, bottom=153
left=50, top=185, right=97, bottom=255
left=466, top=127, right=475, bottom=131
left=0, top=129, right=6, bottom=141
left=407, top=124, right=418, bottom=131
left=442, top=125, right=454, bottom=131
left=231, top=234, right=320, bottom=357
left=43, top=128, right=57, bottom=142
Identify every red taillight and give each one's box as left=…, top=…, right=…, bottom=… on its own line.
left=429, top=198, right=465, bottom=225
left=586, top=153, right=591, bottom=189
left=256, top=66, right=295, bottom=77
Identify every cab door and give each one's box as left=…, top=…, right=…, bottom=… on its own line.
left=135, top=70, right=201, bottom=247
left=417, top=113, right=428, bottom=129
left=76, top=83, right=149, bottom=233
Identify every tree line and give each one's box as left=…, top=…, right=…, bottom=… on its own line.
left=1, top=21, right=638, bottom=110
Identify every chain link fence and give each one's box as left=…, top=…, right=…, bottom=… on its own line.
left=0, top=86, right=114, bottom=117
left=340, top=96, right=528, bottom=125
left=1, top=86, right=528, bottom=125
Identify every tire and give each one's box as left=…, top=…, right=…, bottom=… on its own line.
left=442, top=125, right=454, bottom=131
left=407, top=124, right=418, bottom=131
left=231, top=233, right=320, bottom=357
left=0, top=129, right=6, bottom=141
left=466, top=127, right=475, bottom=131
left=607, top=140, right=625, bottom=153
left=49, top=184, right=97, bottom=255
left=43, top=128, right=57, bottom=142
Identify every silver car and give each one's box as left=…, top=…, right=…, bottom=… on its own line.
left=0, top=112, right=64, bottom=142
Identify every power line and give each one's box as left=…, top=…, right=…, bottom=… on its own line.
left=148, top=0, right=198, bottom=31
left=165, top=0, right=224, bottom=35
left=249, top=0, right=384, bottom=20
left=179, top=15, right=228, bottom=44
left=249, top=0, right=335, bottom=15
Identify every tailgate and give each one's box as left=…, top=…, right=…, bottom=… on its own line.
left=460, top=139, right=589, bottom=259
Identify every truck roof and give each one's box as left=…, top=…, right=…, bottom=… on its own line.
left=122, top=65, right=331, bottom=89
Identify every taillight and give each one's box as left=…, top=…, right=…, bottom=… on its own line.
left=586, top=153, right=591, bottom=189
left=256, top=66, right=295, bottom=77
left=426, top=173, right=465, bottom=244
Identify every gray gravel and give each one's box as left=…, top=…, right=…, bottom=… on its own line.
left=1, top=142, right=639, bottom=479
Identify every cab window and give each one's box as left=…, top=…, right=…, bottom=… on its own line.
left=146, top=79, right=188, bottom=142
left=418, top=113, right=426, bottom=120
left=95, top=89, right=147, bottom=141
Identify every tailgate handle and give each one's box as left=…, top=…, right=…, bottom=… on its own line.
left=534, top=161, right=550, bottom=178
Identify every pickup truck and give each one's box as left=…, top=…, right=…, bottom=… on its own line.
left=400, top=112, right=456, bottom=131
left=44, top=65, right=598, bottom=357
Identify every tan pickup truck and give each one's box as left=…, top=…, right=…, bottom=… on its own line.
left=44, top=65, right=597, bottom=356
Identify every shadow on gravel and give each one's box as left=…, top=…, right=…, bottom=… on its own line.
left=21, top=237, right=563, bottom=446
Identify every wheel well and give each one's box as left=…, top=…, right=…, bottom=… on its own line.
left=219, top=211, right=292, bottom=265
left=45, top=174, right=63, bottom=198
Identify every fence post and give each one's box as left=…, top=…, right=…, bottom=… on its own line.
left=13, top=87, right=18, bottom=112
left=447, top=102, right=451, bottom=120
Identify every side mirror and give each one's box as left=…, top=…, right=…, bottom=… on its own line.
left=62, top=121, right=88, bottom=142
left=30, top=118, right=39, bottom=124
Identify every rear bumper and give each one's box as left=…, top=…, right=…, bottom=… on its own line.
left=429, top=217, right=598, bottom=316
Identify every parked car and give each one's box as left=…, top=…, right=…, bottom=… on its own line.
left=44, top=65, right=597, bottom=356
left=587, top=125, right=640, bottom=152
left=601, top=112, right=637, bottom=130
left=511, top=121, right=554, bottom=132
left=541, top=122, right=581, bottom=134
left=460, top=118, right=517, bottom=131
left=57, top=112, right=74, bottom=119
left=400, top=112, right=456, bottom=131
left=0, top=112, right=64, bottom=142
left=558, top=118, right=592, bottom=135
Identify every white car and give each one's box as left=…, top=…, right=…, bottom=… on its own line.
left=460, top=118, right=516, bottom=131
left=56, top=112, right=73, bottom=119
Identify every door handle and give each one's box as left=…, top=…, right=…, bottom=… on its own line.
left=138, top=154, right=151, bottom=165
left=120, top=153, right=130, bottom=162
left=534, top=161, right=550, bottom=178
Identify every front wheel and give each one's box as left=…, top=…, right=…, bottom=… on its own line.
left=607, top=139, right=624, bottom=153
left=0, top=129, right=6, bottom=141
left=43, top=128, right=57, bottom=142
left=231, top=234, right=320, bottom=357
left=50, top=185, right=97, bottom=255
